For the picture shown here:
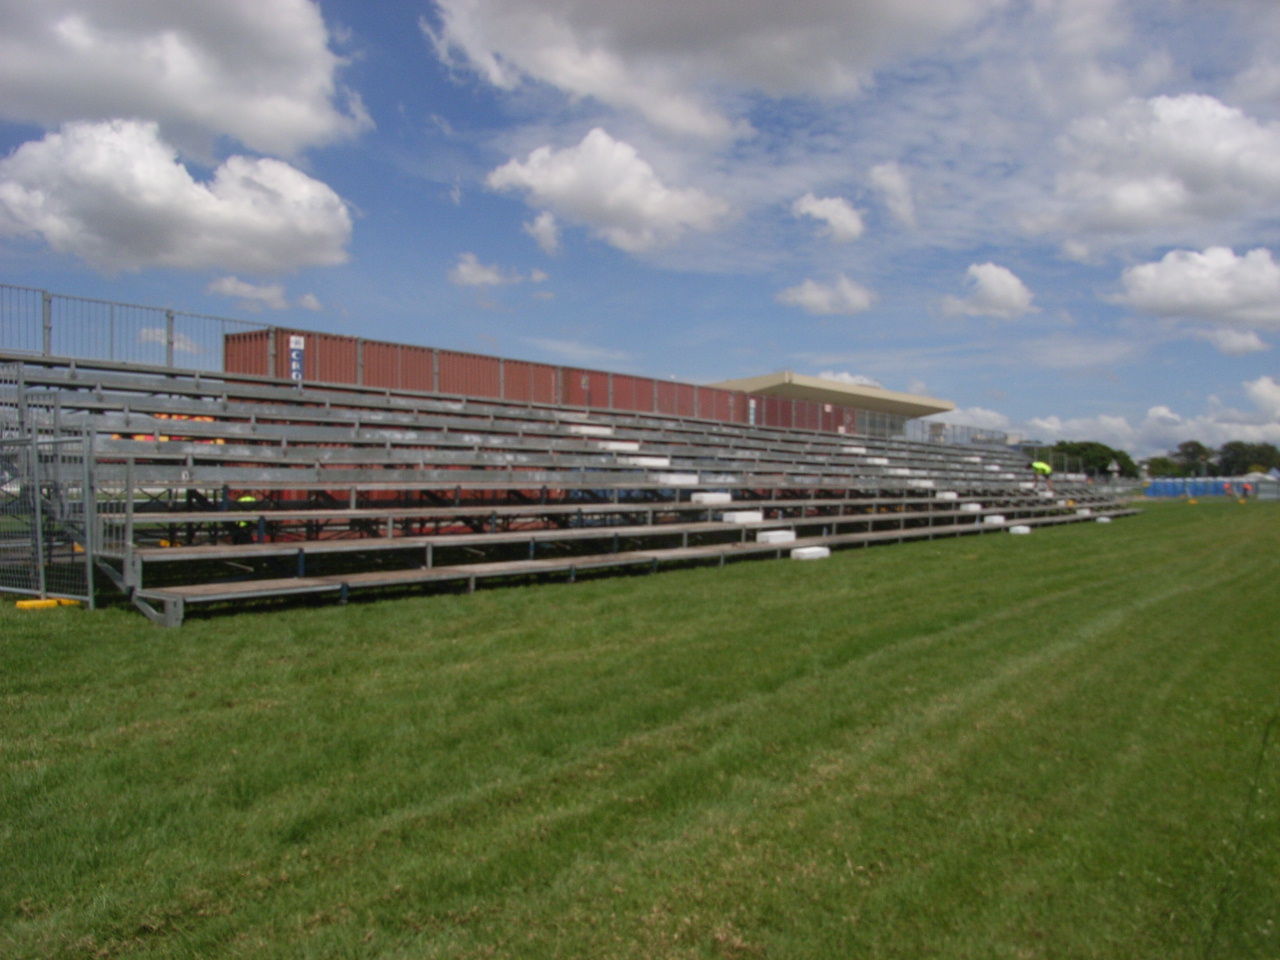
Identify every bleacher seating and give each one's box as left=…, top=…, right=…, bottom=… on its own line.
left=1, top=352, right=1137, bottom=625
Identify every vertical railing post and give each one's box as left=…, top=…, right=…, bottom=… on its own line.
left=267, top=327, right=277, bottom=378
left=165, top=309, right=175, bottom=368
left=41, top=291, right=52, bottom=356
left=32, top=435, right=47, bottom=599
left=124, top=457, right=136, bottom=590
left=83, top=428, right=97, bottom=609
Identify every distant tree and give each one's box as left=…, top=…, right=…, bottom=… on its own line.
left=1145, top=456, right=1183, bottom=477
left=1216, top=441, right=1280, bottom=476
left=1172, top=440, right=1215, bottom=476
left=1051, top=440, right=1139, bottom=478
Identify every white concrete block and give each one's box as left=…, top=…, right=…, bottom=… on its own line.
left=656, top=472, right=699, bottom=485
left=568, top=424, right=613, bottom=436
left=937, top=491, right=959, bottom=500
left=1019, top=481, right=1036, bottom=489
left=985, top=464, right=1002, bottom=471
left=597, top=440, right=641, bottom=452
left=1009, top=525, right=1032, bottom=535
left=841, top=445, right=867, bottom=454
left=866, top=456, right=890, bottom=466
left=757, top=529, right=797, bottom=543
left=791, top=546, right=831, bottom=560
left=1075, top=507, right=1093, bottom=516
left=621, top=455, right=671, bottom=468
left=1096, top=516, right=1112, bottom=524
left=984, top=514, right=1007, bottom=524
left=964, top=456, right=983, bottom=463
left=908, top=479, right=936, bottom=488
left=691, top=492, right=732, bottom=505
left=959, top=503, right=983, bottom=512
left=723, top=510, right=764, bottom=524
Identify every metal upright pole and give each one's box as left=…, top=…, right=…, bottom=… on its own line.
left=83, top=428, right=97, bottom=609
left=165, top=310, right=175, bottom=368
left=32, top=432, right=46, bottom=599
left=41, top=291, right=52, bottom=357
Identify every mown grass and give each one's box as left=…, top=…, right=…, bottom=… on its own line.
left=2, top=501, right=1278, bottom=959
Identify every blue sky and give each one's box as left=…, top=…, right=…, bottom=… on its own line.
left=4, top=0, right=1280, bottom=456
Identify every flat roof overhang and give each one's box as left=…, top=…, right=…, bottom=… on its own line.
left=711, top=370, right=955, bottom=420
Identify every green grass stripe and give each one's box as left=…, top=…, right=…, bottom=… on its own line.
left=1, top=501, right=1277, bottom=959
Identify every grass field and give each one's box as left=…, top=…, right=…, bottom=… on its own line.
left=2, top=501, right=1278, bottom=959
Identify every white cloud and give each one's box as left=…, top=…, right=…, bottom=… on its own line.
left=0, top=120, right=352, bottom=272
left=776, top=276, right=875, bottom=316
left=449, top=252, right=520, bottom=286
left=868, top=162, right=916, bottom=228
left=206, top=277, right=289, bottom=311
left=487, top=128, right=730, bottom=252
left=0, top=0, right=369, bottom=156
left=1025, top=375, right=1280, bottom=457
left=816, top=370, right=883, bottom=389
left=1116, top=247, right=1280, bottom=326
left=1198, top=327, right=1269, bottom=356
left=139, top=326, right=201, bottom=355
left=942, top=263, right=1036, bottom=319
left=523, top=337, right=629, bottom=365
left=791, top=193, right=864, bottom=242
left=524, top=210, right=561, bottom=254
left=206, top=277, right=322, bottom=312
left=425, top=0, right=1004, bottom=138
left=1058, top=94, right=1280, bottom=235
left=931, top=406, right=1013, bottom=432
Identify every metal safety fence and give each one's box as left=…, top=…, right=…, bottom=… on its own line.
left=0, top=363, right=96, bottom=604
left=1, top=282, right=1014, bottom=446
left=0, top=283, right=269, bottom=371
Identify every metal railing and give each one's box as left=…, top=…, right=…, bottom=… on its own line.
left=907, top=418, right=1010, bottom=447
left=0, top=363, right=96, bottom=604
left=0, top=283, right=270, bottom=371
left=1, top=283, right=1011, bottom=446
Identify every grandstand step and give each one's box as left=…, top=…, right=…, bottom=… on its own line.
left=129, top=507, right=1139, bottom=625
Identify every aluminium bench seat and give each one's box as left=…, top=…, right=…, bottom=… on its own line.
left=131, top=505, right=1142, bottom=626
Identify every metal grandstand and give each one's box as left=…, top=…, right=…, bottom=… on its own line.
left=0, top=284, right=1137, bottom=626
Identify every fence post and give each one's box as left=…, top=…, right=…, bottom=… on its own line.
left=83, top=428, right=97, bottom=610
left=32, top=431, right=47, bottom=599
left=165, top=309, right=175, bottom=368
left=267, top=327, right=277, bottom=378
left=41, top=291, right=52, bottom=356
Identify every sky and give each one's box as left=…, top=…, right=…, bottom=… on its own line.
left=3, top=1, right=1280, bottom=457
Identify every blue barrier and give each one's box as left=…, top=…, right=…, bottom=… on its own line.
left=1144, top=478, right=1248, bottom=498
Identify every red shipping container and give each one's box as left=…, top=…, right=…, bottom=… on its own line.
left=610, top=373, right=655, bottom=414
left=506, top=359, right=558, bottom=404
left=438, top=350, right=501, bottom=398
left=223, top=329, right=272, bottom=377
left=562, top=368, right=609, bottom=408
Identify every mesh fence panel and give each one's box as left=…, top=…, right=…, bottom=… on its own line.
left=0, top=363, right=94, bottom=603
left=1, top=283, right=269, bottom=371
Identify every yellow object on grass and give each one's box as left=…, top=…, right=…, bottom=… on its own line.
left=15, top=598, right=82, bottom=611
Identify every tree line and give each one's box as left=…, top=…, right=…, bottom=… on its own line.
left=1025, top=440, right=1280, bottom=479
left=1144, top=441, right=1280, bottom=478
